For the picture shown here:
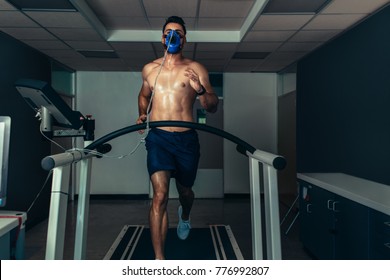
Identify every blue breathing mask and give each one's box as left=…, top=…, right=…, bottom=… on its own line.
left=165, top=30, right=182, bottom=54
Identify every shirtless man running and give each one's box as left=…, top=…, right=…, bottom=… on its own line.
left=136, top=16, right=218, bottom=260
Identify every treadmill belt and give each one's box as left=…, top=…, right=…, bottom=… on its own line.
left=104, top=225, right=243, bottom=260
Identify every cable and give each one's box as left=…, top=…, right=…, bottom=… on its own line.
left=67, top=142, right=143, bottom=160
left=39, top=126, right=67, bottom=152
left=26, top=170, right=53, bottom=214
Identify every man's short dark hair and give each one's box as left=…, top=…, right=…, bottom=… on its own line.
left=162, top=16, right=187, bottom=34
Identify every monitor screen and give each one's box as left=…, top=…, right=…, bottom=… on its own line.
left=0, top=116, right=11, bottom=207
left=15, top=79, right=84, bottom=129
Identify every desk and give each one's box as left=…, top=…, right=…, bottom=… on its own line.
left=297, top=173, right=390, bottom=259
left=0, top=211, right=27, bottom=259
left=0, top=218, right=19, bottom=259
left=297, top=173, right=390, bottom=215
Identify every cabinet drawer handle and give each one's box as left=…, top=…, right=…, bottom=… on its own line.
left=306, top=204, right=312, bottom=213
left=384, top=222, right=390, bottom=227
left=332, top=201, right=340, bottom=212
left=327, top=200, right=333, bottom=210
left=384, top=243, right=390, bottom=249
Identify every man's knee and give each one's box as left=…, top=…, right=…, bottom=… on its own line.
left=176, top=184, right=193, bottom=197
left=153, top=190, right=169, bottom=205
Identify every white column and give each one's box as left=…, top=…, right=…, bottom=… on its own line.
left=249, top=157, right=263, bottom=260
left=45, top=165, right=70, bottom=260
left=263, top=165, right=282, bottom=259
left=73, top=156, right=93, bottom=259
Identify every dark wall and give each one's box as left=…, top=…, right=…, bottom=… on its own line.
left=297, top=5, right=390, bottom=185
left=0, top=31, right=52, bottom=228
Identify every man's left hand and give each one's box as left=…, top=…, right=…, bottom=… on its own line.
left=184, top=68, right=203, bottom=93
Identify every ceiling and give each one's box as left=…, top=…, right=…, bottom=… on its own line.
left=1, top=0, right=389, bottom=73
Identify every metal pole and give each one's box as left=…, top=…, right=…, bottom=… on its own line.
left=73, top=147, right=93, bottom=259
left=45, top=165, right=70, bottom=260
left=249, top=157, right=263, bottom=260
left=263, top=165, right=282, bottom=259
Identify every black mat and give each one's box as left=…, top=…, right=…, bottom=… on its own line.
left=104, top=225, right=243, bottom=260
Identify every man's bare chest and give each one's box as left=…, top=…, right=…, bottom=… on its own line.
left=147, top=67, right=190, bottom=92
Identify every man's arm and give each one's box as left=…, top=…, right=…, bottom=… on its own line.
left=137, top=67, right=152, bottom=125
left=185, top=64, right=219, bottom=113
left=198, top=78, right=219, bottom=113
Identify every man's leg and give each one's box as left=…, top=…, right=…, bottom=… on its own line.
left=176, top=180, right=194, bottom=220
left=176, top=180, right=194, bottom=240
left=150, top=170, right=170, bottom=260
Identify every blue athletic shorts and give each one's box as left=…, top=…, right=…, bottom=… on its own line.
left=145, top=128, right=200, bottom=187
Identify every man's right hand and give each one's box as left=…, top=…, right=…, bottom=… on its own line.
left=136, top=114, right=147, bottom=134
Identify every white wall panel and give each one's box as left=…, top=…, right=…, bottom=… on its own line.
left=223, top=73, right=277, bottom=194
left=76, top=71, right=149, bottom=194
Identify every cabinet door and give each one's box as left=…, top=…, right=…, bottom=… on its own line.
left=299, top=181, right=317, bottom=254
left=310, top=185, right=335, bottom=259
left=369, top=209, right=390, bottom=259
left=299, top=181, right=335, bottom=259
left=334, top=195, right=369, bottom=259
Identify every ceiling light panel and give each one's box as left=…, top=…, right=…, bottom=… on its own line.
left=263, top=0, right=331, bottom=13
left=99, top=16, right=150, bottom=29
left=244, top=30, right=296, bottom=42
left=237, top=42, right=282, bottom=52
left=289, top=30, right=340, bottom=42
left=199, top=0, right=255, bottom=17
left=23, top=39, right=71, bottom=50
left=252, top=15, right=314, bottom=30
left=197, top=18, right=244, bottom=30
left=321, top=0, right=390, bottom=14
left=303, top=14, right=368, bottom=30
left=0, top=27, right=57, bottom=40
left=6, top=0, right=76, bottom=11
left=66, top=41, right=112, bottom=50
left=25, top=11, right=92, bottom=28
left=85, top=0, right=144, bottom=17
left=278, top=42, right=321, bottom=52
left=0, top=11, right=39, bottom=27
left=48, top=27, right=104, bottom=40
left=143, top=0, right=198, bottom=17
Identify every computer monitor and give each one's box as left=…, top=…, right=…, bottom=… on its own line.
left=15, top=79, right=84, bottom=129
left=0, top=116, right=11, bottom=207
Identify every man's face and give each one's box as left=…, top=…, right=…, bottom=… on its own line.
left=162, top=22, right=186, bottom=47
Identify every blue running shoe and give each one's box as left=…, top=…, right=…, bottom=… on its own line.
left=177, top=206, right=191, bottom=240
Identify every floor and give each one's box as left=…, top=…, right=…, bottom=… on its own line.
left=24, top=195, right=312, bottom=260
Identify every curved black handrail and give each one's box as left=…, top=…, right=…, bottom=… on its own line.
left=50, top=121, right=284, bottom=170
left=85, top=121, right=256, bottom=155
